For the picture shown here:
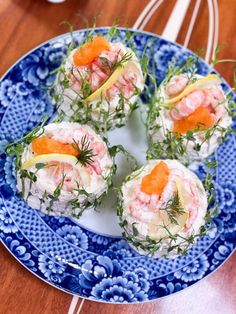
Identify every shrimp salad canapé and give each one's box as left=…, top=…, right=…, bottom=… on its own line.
left=118, top=160, right=208, bottom=258
left=55, top=36, right=144, bottom=130
left=16, top=122, right=114, bottom=217
left=147, top=73, right=232, bottom=162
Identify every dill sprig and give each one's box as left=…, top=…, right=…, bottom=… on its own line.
left=99, top=51, right=132, bottom=75
left=72, top=135, right=96, bottom=167
left=159, top=192, right=185, bottom=225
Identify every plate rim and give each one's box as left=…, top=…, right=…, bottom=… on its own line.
left=0, top=26, right=235, bottom=304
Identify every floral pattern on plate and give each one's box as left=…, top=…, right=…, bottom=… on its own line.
left=0, top=28, right=235, bottom=303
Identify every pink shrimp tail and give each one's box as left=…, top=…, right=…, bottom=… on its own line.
left=170, top=90, right=205, bottom=120
left=165, top=75, right=188, bottom=97
left=183, top=183, right=199, bottom=231
left=91, top=160, right=102, bottom=175
left=106, top=71, right=137, bottom=100
left=69, top=44, right=137, bottom=100
left=93, top=141, right=106, bottom=158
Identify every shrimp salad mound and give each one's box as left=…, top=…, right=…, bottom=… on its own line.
left=55, top=36, right=144, bottom=130
left=16, top=122, right=114, bottom=217
left=118, top=160, right=208, bottom=258
left=147, top=73, right=232, bottom=162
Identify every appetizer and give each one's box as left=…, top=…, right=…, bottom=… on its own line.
left=118, top=160, right=208, bottom=258
left=147, top=73, right=232, bottom=162
left=55, top=35, right=144, bottom=130
left=16, top=122, right=114, bottom=217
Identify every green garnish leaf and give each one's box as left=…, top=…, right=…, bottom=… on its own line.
left=35, top=163, right=47, bottom=170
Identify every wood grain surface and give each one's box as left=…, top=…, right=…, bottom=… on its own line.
left=0, top=1, right=235, bottom=314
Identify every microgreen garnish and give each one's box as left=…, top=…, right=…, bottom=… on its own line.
left=108, top=144, right=138, bottom=172
left=51, top=25, right=145, bottom=131
left=118, top=158, right=219, bottom=258
left=5, top=117, right=48, bottom=171
left=18, top=162, right=54, bottom=199
left=145, top=56, right=235, bottom=164
left=211, top=44, right=236, bottom=68
left=40, top=172, right=67, bottom=213
left=161, top=56, right=198, bottom=88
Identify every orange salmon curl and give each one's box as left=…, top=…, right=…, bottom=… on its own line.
left=173, top=106, right=215, bottom=134
left=32, top=137, right=78, bottom=156
left=141, top=161, right=169, bottom=195
left=73, top=36, right=110, bottom=67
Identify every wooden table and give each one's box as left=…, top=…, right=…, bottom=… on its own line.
left=0, top=1, right=235, bottom=313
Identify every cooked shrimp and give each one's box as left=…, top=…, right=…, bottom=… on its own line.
left=90, top=63, right=107, bottom=92
left=165, top=75, right=188, bottom=97
left=118, top=71, right=137, bottom=98
left=181, top=181, right=199, bottom=231
left=48, top=162, right=78, bottom=192
left=51, top=129, right=77, bottom=143
left=169, top=82, right=226, bottom=123
left=86, top=160, right=102, bottom=176
left=203, top=86, right=224, bottom=106
left=203, top=87, right=226, bottom=122
left=69, top=44, right=136, bottom=100
left=93, top=141, right=106, bottom=158
left=129, top=170, right=200, bottom=231
left=129, top=198, right=156, bottom=223
left=214, top=104, right=227, bottom=122
left=136, top=191, right=151, bottom=204
left=106, top=71, right=137, bottom=100
left=170, top=90, right=205, bottom=120
left=69, top=66, right=90, bottom=91
left=44, top=127, right=104, bottom=178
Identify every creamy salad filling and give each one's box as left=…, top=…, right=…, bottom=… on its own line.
left=17, top=122, right=113, bottom=217
left=119, top=160, right=208, bottom=258
left=148, top=73, right=232, bottom=162
left=55, top=36, right=144, bottom=130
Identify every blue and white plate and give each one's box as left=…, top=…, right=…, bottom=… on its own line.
left=0, top=28, right=235, bottom=304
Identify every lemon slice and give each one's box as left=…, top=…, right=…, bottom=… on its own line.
left=175, top=178, right=187, bottom=212
left=21, top=154, right=78, bottom=170
left=85, top=66, right=124, bottom=102
left=148, top=179, right=189, bottom=239
left=85, top=60, right=142, bottom=102
left=164, top=74, right=221, bottom=105
left=148, top=211, right=188, bottom=239
left=21, top=153, right=91, bottom=185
